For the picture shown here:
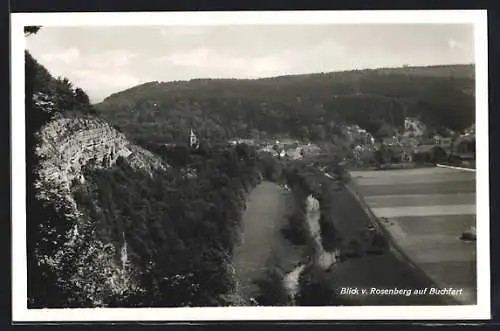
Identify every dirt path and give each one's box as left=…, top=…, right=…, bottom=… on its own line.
left=233, top=181, right=303, bottom=301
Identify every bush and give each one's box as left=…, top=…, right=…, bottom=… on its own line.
left=366, top=231, right=389, bottom=255
left=318, top=215, right=338, bottom=252
left=413, top=151, right=432, bottom=164
left=296, top=264, right=340, bottom=306
left=430, top=146, right=447, bottom=163
left=284, top=214, right=310, bottom=245
left=340, top=238, right=364, bottom=259
left=252, top=268, right=290, bottom=306
left=257, top=152, right=283, bottom=182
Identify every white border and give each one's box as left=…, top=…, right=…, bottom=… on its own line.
left=11, top=10, right=490, bottom=322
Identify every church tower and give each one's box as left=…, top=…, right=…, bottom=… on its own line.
left=189, top=128, right=199, bottom=149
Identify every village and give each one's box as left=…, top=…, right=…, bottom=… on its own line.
left=221, top=117, right=476, bottom=170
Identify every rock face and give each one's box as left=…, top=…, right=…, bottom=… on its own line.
left=35, top=117, right=167, bottom=203
left=283, top=264, right=306, bottom=304
left=282, top=194, right=339, bottom=304
left=31, top=116, right=169, bottom=307
left=304, top=195, right=338, bottom=270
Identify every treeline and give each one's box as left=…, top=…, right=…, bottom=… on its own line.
left=25, top=50, right=96, bottom=131
left=25, top=27, right=96, bottom=142
left=95, top=65, right=474, bottom=144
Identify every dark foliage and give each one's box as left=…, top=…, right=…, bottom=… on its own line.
left=25, top=50, right=96, bottom=131
left=90, top=147, right=263, bottom=306
left=366, top=230, right=389, bottom=255
left=296, top=264, right=341, bottom=306
left=29, top=142, right=264, bottom=307
left=252, top=268, right=290, bottom=306
left=317, top=180, right=340, bottom=251
left=24, top=26, right=41, bottom=36
left=95, top=65, right=474, bottom=145
left=257, top=152, right=284, bottom=182
left=283, top=159, right=346, bottom=251
left=413, top=151, right=432, bottom=164
left=430, top=146, right=448, bottom=163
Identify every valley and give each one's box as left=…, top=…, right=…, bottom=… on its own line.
left=23, top=30, right=477, bottom=308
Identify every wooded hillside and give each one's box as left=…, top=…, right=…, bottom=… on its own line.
left=95, top=65, right=475, bottom=144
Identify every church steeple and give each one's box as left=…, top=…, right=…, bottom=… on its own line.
left=189, top=128, right=199, bottom=149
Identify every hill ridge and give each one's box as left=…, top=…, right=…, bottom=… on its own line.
left=99, top=64, right=474, bottom=104
left=95, top=63, right=475, bottom=145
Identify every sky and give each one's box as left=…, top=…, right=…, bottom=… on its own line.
left=25, top=24, right=475, bottom=103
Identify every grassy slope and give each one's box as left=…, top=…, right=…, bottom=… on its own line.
left=233, top=181, right=304, bottom=302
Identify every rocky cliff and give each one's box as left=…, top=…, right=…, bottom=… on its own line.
left=35, top=116, right=166, bottom=202
left=30, top=113, right=170, bottom=307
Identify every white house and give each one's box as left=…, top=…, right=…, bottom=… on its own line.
left=404, top=117, right=426, bottom=137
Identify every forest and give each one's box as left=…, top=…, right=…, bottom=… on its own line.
left=95, top=64, right=475, bottom=145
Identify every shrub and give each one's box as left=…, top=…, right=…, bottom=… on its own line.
left=296, top=264, right=339, bottom=306
left=340, top=238, right=364, bottom=259
left=257, top=152, right=283, bottom=182
left=413, top=151, right=432, bottom=164
left=366, top=230, right=389, bottom=255
left=284, top=213, right=310, bottom=245
left=252, top=268, right=290, bottom=306
left=430, top=146, right=447, bottom=163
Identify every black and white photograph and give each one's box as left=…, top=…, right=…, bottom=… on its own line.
left=11, top=10, right=489, bottom=321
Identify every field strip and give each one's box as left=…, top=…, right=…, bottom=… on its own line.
left=371, top=204, right=476, bottom=218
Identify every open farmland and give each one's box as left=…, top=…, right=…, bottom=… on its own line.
left=349, top=167, right=477, bottom=304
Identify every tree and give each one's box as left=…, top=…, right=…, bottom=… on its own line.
left=24, top=26, right=41, bottom=36
left=297, top=265, right=338, bottom=306
left=74, top=88, right=96, bottom=114
left=430, top=146, right=447, bottom=163
left=310, top=124, right=326, bottom=142
left=374, top=144, right=391, bottom=165
left=197, top=140, right=211, bottom=157
left=252, top=268, right=290, bottom=306
left=74, top=88, right=90, bottom=105
left=375, top=122, right=394, bottom=138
